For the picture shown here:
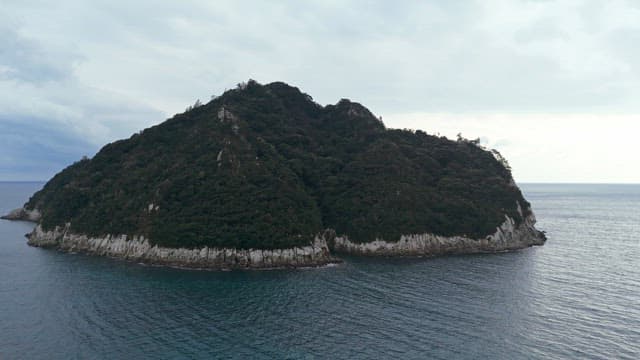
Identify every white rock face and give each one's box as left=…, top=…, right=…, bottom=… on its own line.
left=331, top=211, right=546, bottom=256
left=217, top=106, right=238, bottom=123
left=18, top=204, right=546, bottom=268
left=27, top=224, right=334, bottom=269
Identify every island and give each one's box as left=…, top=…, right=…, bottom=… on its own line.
left=2, top=80, right=546, bottom=269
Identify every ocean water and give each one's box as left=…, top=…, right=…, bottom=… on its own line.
left=0, top=182, right=638, bottom=359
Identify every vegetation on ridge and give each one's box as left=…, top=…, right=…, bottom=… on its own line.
left=24, top=80, right=531, bottom=249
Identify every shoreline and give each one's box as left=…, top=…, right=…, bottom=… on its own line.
left=331, top=213, right=546, bottom=257
left=25, top=223, right=337, bottom=270
left=4, top=206, right=546, bottom=270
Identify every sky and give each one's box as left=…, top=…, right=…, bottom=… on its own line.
left=1, top=0, right=639, bottom=182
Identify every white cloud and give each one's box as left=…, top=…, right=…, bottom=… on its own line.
left=384, top=113, right=640, bottom=183
left=1, top=0, right=640, bottom=181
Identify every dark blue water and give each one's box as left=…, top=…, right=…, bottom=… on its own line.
left=1, top=182, right=639, bottom=359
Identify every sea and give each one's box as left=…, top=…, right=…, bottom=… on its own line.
left=0, top=182, right=638, bottom=359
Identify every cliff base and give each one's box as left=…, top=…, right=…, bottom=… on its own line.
left=330, top=214, right=545, bottom=256
left=26, top=224, right=336, bottom=270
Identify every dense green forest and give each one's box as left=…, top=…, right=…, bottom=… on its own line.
left=25, top=80, right=531, bottom=249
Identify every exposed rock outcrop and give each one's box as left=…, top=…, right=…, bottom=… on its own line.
left=1, top=208, right=41, bottom=222
left=26, top=223, right=335, bottom=269
left=5, top=202, right=546, bottom=269
left=331, top=211, right=546, bottom=256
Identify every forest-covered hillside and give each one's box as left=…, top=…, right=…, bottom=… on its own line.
left=24, top=80, right=531, bottom=249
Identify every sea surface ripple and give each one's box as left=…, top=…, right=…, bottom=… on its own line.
left=0, top=182, right=638, bottom=359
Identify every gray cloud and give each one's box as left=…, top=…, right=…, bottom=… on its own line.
left=0, top=25, right=74, bottom=83
left=0, top=116, right=96, bottom=181
left=1, top=0, right=640, bottom=180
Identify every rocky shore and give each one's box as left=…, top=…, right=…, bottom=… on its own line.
left=1, top=208, right=41, bottom=222
left=4, top=204, right=545, bottom=269
left=331, top=213, right=546, bottom=256
left=25, top=223, right=335, bottom=269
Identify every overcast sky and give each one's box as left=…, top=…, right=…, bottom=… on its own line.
left=1, top=0, right=639, bottom=182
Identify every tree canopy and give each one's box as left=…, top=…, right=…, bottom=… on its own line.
left=25, top=80, right=531, bottom=249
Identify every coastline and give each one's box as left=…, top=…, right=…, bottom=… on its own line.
left=1, top=208, right=41, bottom=222
left=25, top=223, right=336, bottom=270
left=4, top=206, right=546, bottom=270
left=331, top=213, right=546, bottom=256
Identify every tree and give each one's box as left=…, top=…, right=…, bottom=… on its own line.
left=491, top=149, right=512, bottom=172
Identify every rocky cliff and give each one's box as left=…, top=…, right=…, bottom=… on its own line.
left=8, top=200, right=545, bottom=267
left=330, top=210, right=545, bottom=256
left=26, top=223, right=334, bottom=269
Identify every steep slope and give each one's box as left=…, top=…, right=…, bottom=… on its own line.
left=6, top=80, right=546, bottom=268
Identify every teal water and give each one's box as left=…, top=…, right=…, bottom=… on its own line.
left=1, top=183, right=639, bottom=359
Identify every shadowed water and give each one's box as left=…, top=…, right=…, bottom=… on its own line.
left=0, top=182, right=638, bottom=359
